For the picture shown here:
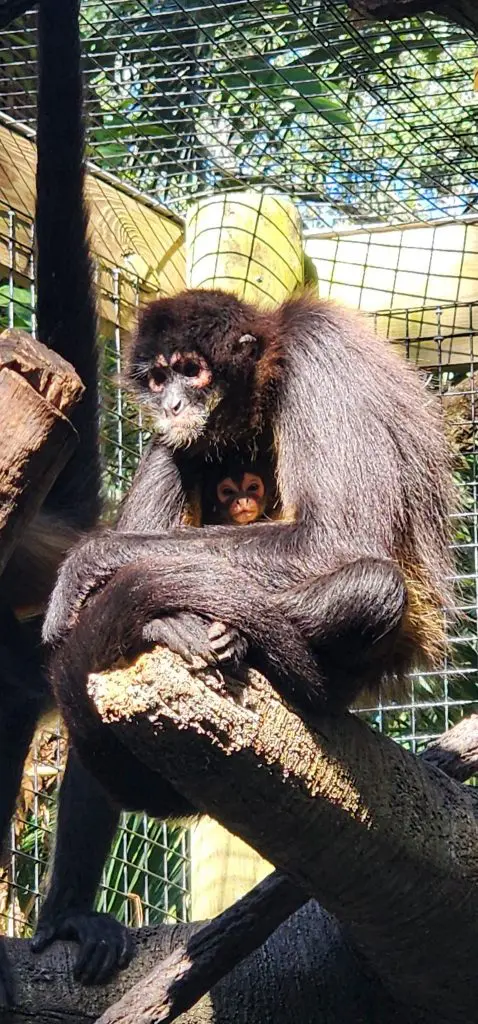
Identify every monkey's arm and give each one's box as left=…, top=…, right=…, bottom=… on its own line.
left=116, top=442, right=187, bottom=532
left=50, top=549, right=407, bottom=803
left=42, top=520, right=295, bottom=648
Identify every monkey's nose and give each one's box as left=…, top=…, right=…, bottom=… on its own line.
left=164, top=395, right=184, bottom=416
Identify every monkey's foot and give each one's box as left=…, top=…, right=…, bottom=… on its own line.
left=208, top=621, right=248, bottom=670
left=0, top=939, right=14, bottom=1007
left=142, top=613, right=248, bottom=672
left=31, top=910, right=133, bottom=985
left=142, top=611, right=215, bottom=666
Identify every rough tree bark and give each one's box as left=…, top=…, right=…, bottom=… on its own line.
left=80, top=645, right=478, bottom=1024
left=0, top=714, right=475, bottom=1024
left=0, top=328, right=83, bottom=575
left=0, top=902, right=433, bottom=1024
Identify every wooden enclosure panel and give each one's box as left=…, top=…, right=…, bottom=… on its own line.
left=306, top=221, right=478, bottom=364
left=0, top=118, right=186, bottom=329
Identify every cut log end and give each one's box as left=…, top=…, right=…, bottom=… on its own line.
left=0, top=328, right=84, bottom=414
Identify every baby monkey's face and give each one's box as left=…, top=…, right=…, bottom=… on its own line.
left=216, top=471, right=266, bottom=525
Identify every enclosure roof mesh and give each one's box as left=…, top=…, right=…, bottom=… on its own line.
left=0, top=0, right=477, bottom=231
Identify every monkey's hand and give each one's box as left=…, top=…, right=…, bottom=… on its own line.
left=32, top=909, right=133, bottom=985
left=142, top=615, right=248, bottom=671
left=208, top=620, right=248, bottom=669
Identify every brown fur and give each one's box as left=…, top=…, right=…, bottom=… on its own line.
left=47, top=289, right=459, bottom=749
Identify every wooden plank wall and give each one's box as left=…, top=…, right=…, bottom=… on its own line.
left=0, top=118, right=186, bottom=331
left=306, top=221, right=478, bottom=364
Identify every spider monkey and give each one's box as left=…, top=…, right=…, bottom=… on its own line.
left=0, top=0, right=134, bottom=1003
left=202, top=457, right=279, bottom=526
left=40, top=286, right=457, bottom=822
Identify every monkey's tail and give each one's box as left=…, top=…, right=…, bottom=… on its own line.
left=36, top=0, right=101, bottom=530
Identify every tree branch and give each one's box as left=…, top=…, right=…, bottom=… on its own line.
left=421, top=713, right=478, bottom=782
left=0, top=903, right=431, bottom=1024
left=86, top=648, right=478, bottom=1024
left=97, top=870, right=306, bottom=1024
left=94, top=708, right=478, bottom=1024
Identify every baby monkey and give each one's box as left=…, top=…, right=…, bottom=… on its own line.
left=215, top=469, right=267, bottom=525
left=201, top=457, right=278, bottom=666
left=203, top=458, right=278, bottom=527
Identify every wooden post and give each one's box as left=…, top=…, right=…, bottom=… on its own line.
left=185, top=191, right=304, bottom=919
left=0, top=328, right=84, bottom=575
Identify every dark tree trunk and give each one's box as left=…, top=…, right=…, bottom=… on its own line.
left=0, top=903, right=432, bottom=1024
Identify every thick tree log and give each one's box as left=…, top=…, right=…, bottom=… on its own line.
left=87, top=648, right=478, bottom=1024
left=95, top=712, right=478, bottom=1024
left=1, top=714, right=474, bottom=1024
left=0, top=328, right=83, bottom=575
left=348, top=0, right=477, bottom=31
left=421, top=713, right=478, bottom=781
left=0, top=903, right=431, bottom=1024
left=97, top=870, right=306, bottom=1024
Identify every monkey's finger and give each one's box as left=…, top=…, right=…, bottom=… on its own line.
left=142, top=618, right=194, bottom=663
left=210, top=629, right=234, bottom=652
left=73, top=938, right=98, bottom=981
left=0, top=943, right=14, bottom=1007
left=118, top=927, right=134, bottom=969
left=208, top=621, right=227, bottom=641
left=213, top=631, right=249, bottom=668
left=77, top=941, right=112, bottom=985
left=93, top=945, right=123, bottom=985
left=31, top=925, right=57, bottom=952
left=147, top=614, right=214, bottom=662
left=172, top=617, right=212, bottom=659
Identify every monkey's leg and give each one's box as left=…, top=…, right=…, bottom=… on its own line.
left=0, top=610, right=49, bottom=1005
left=279, top=556, right=408, bottom=710
left=32, top=747, right=133, bottom=984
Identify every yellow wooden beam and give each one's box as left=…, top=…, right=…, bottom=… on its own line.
left=187, top=190, right=304, bottom=920
left=186, top=192, right=303, bottom=306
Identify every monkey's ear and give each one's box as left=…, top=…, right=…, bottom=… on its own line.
left=237, top=334, right=262, bottom=360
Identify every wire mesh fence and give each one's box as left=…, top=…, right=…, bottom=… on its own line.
left=1, top=188, right=477, bottom=935
left=357, top=302, right=478, bottom=753
left=0, top=0, right=477, bottom=940
left=0, top=201, right=191, bottom=940
left=0, top=1, right=477, bottom=232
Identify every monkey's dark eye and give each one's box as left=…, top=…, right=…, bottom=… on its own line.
left=148, top=367, right=167, bottom=392
left=177, top=360, right=201, bottom=378
left=247, top=482, right=259, bottom=492
left=223, top=487, right=235, bottom=497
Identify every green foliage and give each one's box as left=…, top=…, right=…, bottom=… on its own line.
left=0, top=282, right=33, bottom=331
left=78, top=1, right=477, bottom=226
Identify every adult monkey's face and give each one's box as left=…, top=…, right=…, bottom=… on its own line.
left=127, top=289, right=265, bottom=447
